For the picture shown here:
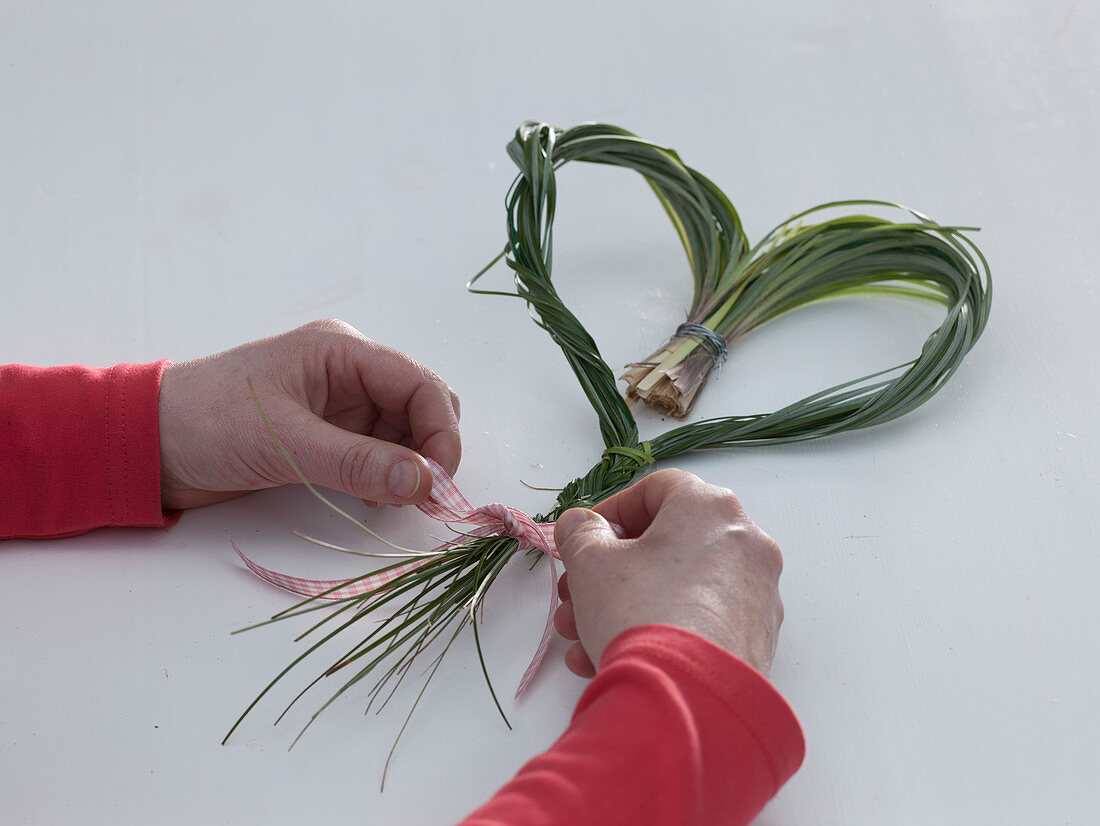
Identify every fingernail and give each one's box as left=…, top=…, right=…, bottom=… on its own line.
left=555, top=509, right=592, bottom=544
left=387, top=460, right=421, bottom=500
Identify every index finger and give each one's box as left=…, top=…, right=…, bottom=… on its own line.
left=590, top=468, right=701, bottom=538
left=336, top=340, right=462, bottom=478
left=394, top=376, right=462, bottom=478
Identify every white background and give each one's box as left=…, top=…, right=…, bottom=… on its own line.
left=1, top=1, right=1097, bottom=824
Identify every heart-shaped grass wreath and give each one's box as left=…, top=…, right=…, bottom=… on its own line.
left=225, top=122, right=991, bottom=776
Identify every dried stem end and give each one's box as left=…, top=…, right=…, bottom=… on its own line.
left=621, top=336, right=718, bottom=419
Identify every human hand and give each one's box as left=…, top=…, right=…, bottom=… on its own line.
left=158, top=319, right=461, bottom=510
left=552, top=469, right=784, bottom=678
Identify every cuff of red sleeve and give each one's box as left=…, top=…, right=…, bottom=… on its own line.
left=599, top=624, right=806, bottom=788
left=0, top=360, right=181, bottom=539
left=103, top=360, right=182, bottom=533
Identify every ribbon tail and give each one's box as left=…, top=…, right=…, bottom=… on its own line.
left=514, top=551, right=558, bottom=698
left=230, top=534, right=423, bottom=600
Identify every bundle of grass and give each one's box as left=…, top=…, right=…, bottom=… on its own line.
left=225, top=122, right=991, bottom=779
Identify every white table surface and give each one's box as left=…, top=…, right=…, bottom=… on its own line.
left=2, top=2, right=1097, bottom=824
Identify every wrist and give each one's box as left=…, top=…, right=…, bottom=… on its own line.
left=158, top=363, right=187, bottom=509
left=157, top=361, right=218, bottom=510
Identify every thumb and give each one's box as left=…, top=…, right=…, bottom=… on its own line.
left=279, top=413, right=433, bottom=504
left=554, top=508, right=617, bottom=567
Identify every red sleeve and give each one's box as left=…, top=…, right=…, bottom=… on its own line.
left=460, top=624, right=805, bottom=826
left=0, top=361, right=181, bottom=539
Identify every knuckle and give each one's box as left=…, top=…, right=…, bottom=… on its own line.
left=391, top=349, right=436, bottom=385
left=719, top=521, right=783, bottom=576
left=647, top=468, right=704, bottom=504
left=426, top=374, right=450, bottom=396
left=413, top=374, right=457, bottom=417
left=650, top=468, right=692, bottom=485
left=336, top=442, right=382, bottom=494
left=300, top=317, right=344, bottom=336
left=709, top=486, right=745, bottom=517
left=754, top=529, right=784, bottom=575
left=561, top=528, right=610, bottom=569
left=299, top=318, right=365, bottom=348
left=690, top=484, right=747, bottom=525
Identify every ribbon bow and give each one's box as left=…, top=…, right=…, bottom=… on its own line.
left=233, top=458, right=561, bottom=696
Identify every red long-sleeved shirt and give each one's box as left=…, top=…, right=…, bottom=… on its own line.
left=0, top=361, right=178, bottom=537
left=0, top=362, right=805, bottom=825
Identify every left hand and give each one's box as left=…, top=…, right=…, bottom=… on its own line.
left=158, top=319, right=461, bottom=510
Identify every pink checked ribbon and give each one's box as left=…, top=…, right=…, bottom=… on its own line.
left=233, top=458, right=560, bottom=697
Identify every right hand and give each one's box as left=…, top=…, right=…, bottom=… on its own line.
left=552, top=469, right=785, bottom=678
